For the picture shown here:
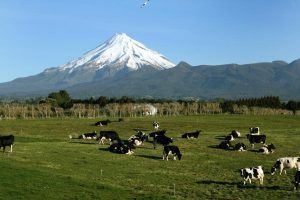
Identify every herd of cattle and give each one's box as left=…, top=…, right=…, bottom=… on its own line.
left=1, top=119, right=299, bottom=191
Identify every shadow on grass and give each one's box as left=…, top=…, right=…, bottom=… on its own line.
left=98, top=147, right=109, bottom=152
left=69, top=141, right=98, bottom=145
left=132, top=128, right=149, bottom=132
left=135, top=155, right=162, bottom=160
left=197, top=180, right=281, bottom=190
left=208, top=145, right=220, bottom=149
left=215, top=136, right=226, bottom=140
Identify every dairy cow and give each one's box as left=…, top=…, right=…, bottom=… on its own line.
left=240, top=166, right=264, bottom=185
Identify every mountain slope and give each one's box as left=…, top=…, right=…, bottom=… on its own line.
left=0, top=33, right=175, bottom=96
left=65, top=60, right=300, bottom=100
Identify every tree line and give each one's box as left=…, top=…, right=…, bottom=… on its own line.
left=0, top=90, right=299, bottom=119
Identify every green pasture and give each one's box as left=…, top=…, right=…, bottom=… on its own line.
left=1, top=115, right=300, bottom=199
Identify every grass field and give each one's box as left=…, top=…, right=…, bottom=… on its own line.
left=1, top=115, right=300, bottom=199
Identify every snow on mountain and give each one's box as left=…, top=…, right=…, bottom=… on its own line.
left=45, top=33, right=175, bottom=75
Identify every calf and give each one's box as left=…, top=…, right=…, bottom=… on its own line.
left=97, top=131, right=120, bottom=145
left=78, top=131, right=97, bottom=139
left=152, top=121, right=159, bottom=130
left=95, top=119, right=111, bottom=126
left=234, top=143, right=247, bottom=151
left=153, top=135, right=173, bottom=149
left=108, top=142, right=133, bottom=155
left=181, top=130, right=201, bottom=139
left=271, top=157, right=300, bottom=175
left=240, top=166, right=264, bottom=185
left=0, top=135, right=14, bottom=153
left=246, top=134, right=266, bottom=148
left=249, top=127, right=260, bottom=135
left=258, top=144, right=275, bottom=154
left=294, top=170, right=300, bottom=190
left=163, top=145, right=182, bottom=161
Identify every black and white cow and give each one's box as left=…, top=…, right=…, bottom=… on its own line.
left=258, top=144, right=275, bottom=154
left=153, top=135, right=173, bottom=149
left=78, top=131, right=97, bottom=139
left=234, top=143, right=247, bottom=151
left=249, top=127, right=260, bottom=135
left=95, top=119, right=111, bottom=126
left=225, top=130, right=241, bottom=142
left=108, top=142, right=133, bottom=155
left=181, top=130, right=201, bottom=139
left=0, top=135, right=14, bottom=153
left=294, top=170, right=300, bottom=190
left=152, top=121, right=159, bottom=130
left=97, top=131, right=120, bottom=144
left=149, top=130, right=166, bottom=138
left=240, top=166, right=264, bottom=185
left=163, top=145, right=182, bottom=161
left=231, top=130, right=241, bottom=138
left=246, top=134, right=266, bottom=148
left=128, top=131, right=148, bottom=146
left=218, top=141, right=232, bottom=150
left=271, top=157, right=300, bottom=175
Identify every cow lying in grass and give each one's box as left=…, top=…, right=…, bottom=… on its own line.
left=0, top=135, right=14, bottom=153
left=128, top=131, right=148, bottom=146
left=95, top=119, right=111, bottom=126
left=258, top=144, right=275, bottom=154
left=108, top=142, right=133, bottom=155
left=181, top=130, right=201, bottom=139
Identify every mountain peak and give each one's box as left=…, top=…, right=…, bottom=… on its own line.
left=54, top=33, right=175, bottom=74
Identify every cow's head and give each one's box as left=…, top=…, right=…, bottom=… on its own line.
left=271, top=160, right=281, bottom=175
left=178, top=153, right=182, bottom=160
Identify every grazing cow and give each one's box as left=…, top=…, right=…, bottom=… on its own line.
left=258, top=144, right=275, bottom=154
left=0, top=135, right=14, bottom=153
left=152, top=121, right=159, bottom=130
left=271, top=157, right=300, bottom=175
left=246, top=134, right=266, bottom=148
left=95, top=119, right=111, bottom=126
left=240, top=166, right=264, bottom=185
left=149, top=130, right=166, bottom=138
left=97, top=131, right=120, bottom=144
left=181, top=130, right=201, bottom=139
left=249, top=127, right=260, bottom=135
left=153, top=135, right=173, bottom=149
left=108, top=142, right=133, bottom=155
left=78, top=131, right=97, bottom=139
left=128, top=131, right=148, bottom=146
left=234, top=143, right=247, bottom=151
left=163, top=145, right=182, bottom=161
left=218, top=141, right=232, bottom=150
left=294, top=170, right=300, bottom=190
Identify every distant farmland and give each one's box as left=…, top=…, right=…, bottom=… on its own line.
left=1, top=115, right=300, bottom=199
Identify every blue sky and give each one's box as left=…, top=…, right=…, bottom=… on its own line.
left=1, top=0, right=300, bottom=83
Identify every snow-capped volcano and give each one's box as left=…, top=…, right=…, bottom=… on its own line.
left=46, top=33, right=175, bottom=74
